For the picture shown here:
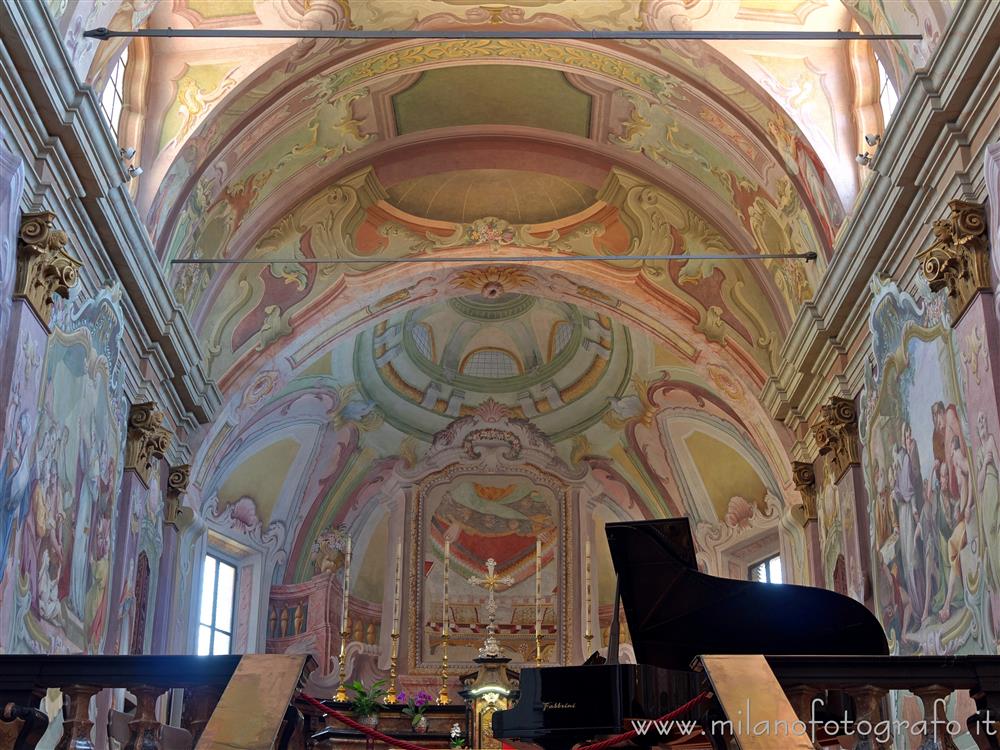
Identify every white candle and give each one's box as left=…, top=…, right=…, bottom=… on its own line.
left=392, top=541, right=402, bottom=634
left=535, top=538, right=542, bottom=636
left=585, top=540, right=592, bottom=638
left=341, top=535, right=352, bottom=636
left=443, top=539, right=450, bottom=635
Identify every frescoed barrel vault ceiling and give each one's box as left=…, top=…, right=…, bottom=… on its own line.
left=50, top=0, right=957, bottom=585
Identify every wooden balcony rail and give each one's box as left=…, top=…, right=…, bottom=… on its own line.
left=763, top=655, right=1000, bottom=750
left=0, top=654, right=313, bottom=750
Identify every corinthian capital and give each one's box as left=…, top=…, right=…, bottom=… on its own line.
left=15, top=211, right=82, bottom=329
left=811, top=397, right=860, bottom=482
left=165, top=464, right=195, bottom=530
left=918, top=200, right=989, bottom=323
left=791, top=461, right=817, bottom=521
left=125, top=402, right=172, bottom=487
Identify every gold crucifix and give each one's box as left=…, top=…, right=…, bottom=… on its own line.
left=469, top=557, right=514, bottom=658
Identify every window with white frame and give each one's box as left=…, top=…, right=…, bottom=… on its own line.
left=100, top=46, right=129, bottom=139
left=198, top=554, right=236, bottom=655
left=749, top=554, right=783, bottom=584
left=876, top=57, right=899, bottom=126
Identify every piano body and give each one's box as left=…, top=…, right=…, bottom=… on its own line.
left=492, top=518, right=889, bottom=750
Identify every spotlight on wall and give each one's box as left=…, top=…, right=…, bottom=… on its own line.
left=856, top=153, right=872, bottom=166
left=120, top=146, right=137, bottom=160
left=126, top=165, right=144, bottom=180
left=864, top=133, right=882, bottom=148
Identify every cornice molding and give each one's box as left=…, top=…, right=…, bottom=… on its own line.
left=767, top=0, right=1000, bottom=427
left=0, top=1, right=221, bottom=428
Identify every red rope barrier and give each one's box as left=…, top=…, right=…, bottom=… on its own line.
left=298, top=693, right=436, bottom=750
left=577, top=691, right=712, bottom=750
left=297, top=689, right=712, bottom=750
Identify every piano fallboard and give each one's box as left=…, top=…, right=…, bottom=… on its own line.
left=492, top=664, right=701, bottom=749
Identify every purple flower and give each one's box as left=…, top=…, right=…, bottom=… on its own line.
left=415, top=691, right=433, bottom=707
left=396, top=691, right=407, bottom=703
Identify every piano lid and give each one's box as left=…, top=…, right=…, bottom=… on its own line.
left=605, top=518, right=889, bottom=671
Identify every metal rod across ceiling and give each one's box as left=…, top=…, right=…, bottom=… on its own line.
left=171, top=252, right=818, bottom=265
left=85, top=27, right=920, bottom=41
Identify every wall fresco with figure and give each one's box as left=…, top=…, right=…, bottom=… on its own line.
left=862, top=279, right=991, bottom=656
left=0, top=287, right=129, bottom=654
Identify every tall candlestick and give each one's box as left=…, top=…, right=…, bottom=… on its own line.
left=341, top=535, right=352, bottom=634
left=535, top=538, right=542, bottom=637
left=585, top=540, right=593, bottom=652
left=335, top=534, right=351, bottom=702
left=392, top=540, right=402, bottom=633
left=386, top=633, right=400, bottom=704
left=439, top=538, right=451, bottom=705
left=385, top=541, right=403, bottom=705
left=443, top=539, right=450, bottom=630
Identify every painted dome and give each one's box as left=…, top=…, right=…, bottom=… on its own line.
left=355, top=292, right=631, bottom=441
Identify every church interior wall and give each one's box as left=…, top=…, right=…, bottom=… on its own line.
left=2, top=1, right=1000, bottom=746
left=0, top=0, right=218, bottom=660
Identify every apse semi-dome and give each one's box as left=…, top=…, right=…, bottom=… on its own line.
left=355, top=292, right=632, bottom=441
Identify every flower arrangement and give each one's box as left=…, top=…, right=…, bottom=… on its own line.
left=347, top=679, right=388, bottom=719
left=450, top=722, right=467, bottom=748
left=398, top=689, right=434, bottom=730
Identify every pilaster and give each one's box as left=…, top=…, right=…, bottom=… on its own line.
left=811, top=397, right=873, bottom=606
left=791, top=460, right=823, bottom=588
left=936, top=197, right=1000, bottom=642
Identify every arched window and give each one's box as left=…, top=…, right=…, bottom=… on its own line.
left=460, top=348, right=522, bottom=378
left=100, top=46, right=129, bottom=139
left=876, top=57, right=899, bottom=127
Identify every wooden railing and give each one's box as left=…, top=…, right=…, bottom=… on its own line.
left=0, top=654, right=313, bottom=750
left=765, top=655, right=1000, bottom=750
left=7, top=654, right=1000, bottom=749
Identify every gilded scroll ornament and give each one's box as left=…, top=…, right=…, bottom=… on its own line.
left=165, top=464, right=195, bottom=530
left=15, top=211, right=82, bottom=329
left=791, top=461, right=818, bottom=521
left=450, top=266, right=533, bottom=299
left=811, top=397, right=860, bottom=482
left=917, top=200, right=989, bottom=323
left=125, top=402, right=172, bottom=487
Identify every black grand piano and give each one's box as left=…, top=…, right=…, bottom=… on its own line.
left=492, top=518, right=889, bottom=750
